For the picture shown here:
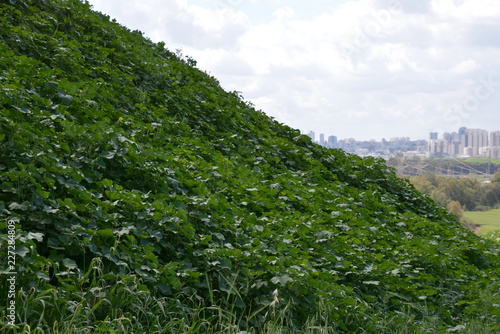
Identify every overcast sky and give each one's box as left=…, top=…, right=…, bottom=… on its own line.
left=87, top=0, right=500, bottom=141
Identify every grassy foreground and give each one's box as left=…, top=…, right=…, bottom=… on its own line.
left=0, top=0, right=499, bottom=332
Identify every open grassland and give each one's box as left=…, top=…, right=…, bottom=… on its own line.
left=464, top=209, right=500, bottom=235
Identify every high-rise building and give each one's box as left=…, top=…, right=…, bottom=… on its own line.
left=430, top=132, right=438, bottom=140
left=490, top=131, right=500, bottom=147
left=458, top=128, right=489, bottom=157
left=328, top=135, right=338, bottom=148
left=319, top=133, right=325, bottom=146
left=479, top=146, right=493, bottom=158
left=458, top=127, right=468, bottom=151
left=428, top=139, right=448, bottom=157
left=492, top=147, right=500, bottom=159
left=448, top=141, right=462, bottom=156
left=307, top=131, right=315, bottom=142
left=468, top=129, right=488, bottom=156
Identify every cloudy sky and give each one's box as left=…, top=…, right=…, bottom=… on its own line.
left=87, top=0, right=500, bottom=141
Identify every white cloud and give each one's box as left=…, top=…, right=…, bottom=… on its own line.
left=432, top=0, right=500, bottom=22
left=187, top=5, right=249, bottom=33
left=250, top=0, right=280, bottom=3
left=451, top=59, right=477, bottom=74
left=348, top=110, right=371, bottom=119
left=272, top=7, right=296, bottom=20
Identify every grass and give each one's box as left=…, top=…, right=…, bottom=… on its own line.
left=2, top=259, right=499, bottom=333
left=463, top=209, right=500, bottom=235
left=2, top=281, right=499, bottom=333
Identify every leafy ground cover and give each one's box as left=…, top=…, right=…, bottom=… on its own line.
left=464, top=209, right=500, bottom=235
left=0, top=0, right=499, bottom=332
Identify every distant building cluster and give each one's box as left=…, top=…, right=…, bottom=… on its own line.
left=428, top=127, right=500, bottom=159
left=306, top=127, right=500, bottom=159
left=307, top=131, right=338, bottom=149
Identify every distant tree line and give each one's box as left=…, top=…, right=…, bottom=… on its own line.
left=407, top=172, right=500, bottom=231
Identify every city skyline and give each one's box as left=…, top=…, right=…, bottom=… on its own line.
left=306, top=126, right=500, bottom=159
left=307, top=126, right=500, bottom=143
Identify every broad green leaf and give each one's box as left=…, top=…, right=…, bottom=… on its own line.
left=27, top=232, right=44, bottom=242
left=271, top=275, right=294, bottom=286
left=97, top=229, right=114, bottom=238
left=62, top=258, right=78, bottom=269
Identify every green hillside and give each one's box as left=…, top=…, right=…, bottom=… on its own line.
left=0, top=0, right=499, bottom=332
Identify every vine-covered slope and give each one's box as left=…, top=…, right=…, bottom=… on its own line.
left=0, top=0, right=499, bottom=332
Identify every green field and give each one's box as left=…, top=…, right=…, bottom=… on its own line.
left=464, top=209, right=500, bottom=235
left=461, top=158, right=500, bottom=164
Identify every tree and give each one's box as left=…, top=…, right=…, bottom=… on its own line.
left=422, top=172, right=440, bottom=187
left=409, top=176, right=436, bottom=195
left=447, top=200, right=464, bottom=219
left=438, top=178, right=481, bottom=210
left=479, top=183, right=500, bottom=207
left=492, top=172, right=500, bottom=184
left=430, top=189, right=450, bottom=207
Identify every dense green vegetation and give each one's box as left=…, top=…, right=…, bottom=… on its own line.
left=1, top=0, right=499, bottom=332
